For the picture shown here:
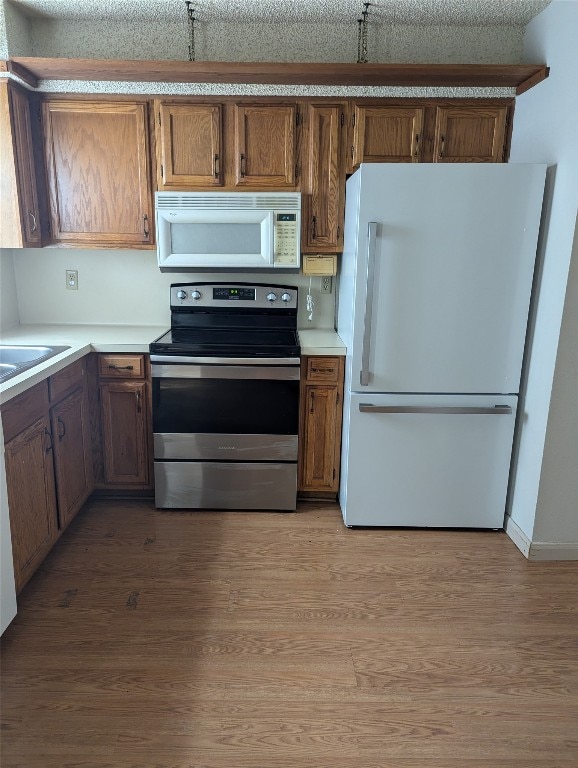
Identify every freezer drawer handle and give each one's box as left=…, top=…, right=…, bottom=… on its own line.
left=360, top=221, right=378, bottom=386
left=358, top=404, right=513, bottom=415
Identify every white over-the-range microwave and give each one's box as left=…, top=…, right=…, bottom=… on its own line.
left=156, top=191, right=301, bottom=272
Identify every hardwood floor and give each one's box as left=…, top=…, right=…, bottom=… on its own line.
left=2, top=499, right=578, bottom=767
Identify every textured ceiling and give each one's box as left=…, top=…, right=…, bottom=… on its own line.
left=10, top=0, right=552, bottom=26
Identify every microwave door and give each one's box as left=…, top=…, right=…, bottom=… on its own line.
left=157, top=209, right=274, bottom=269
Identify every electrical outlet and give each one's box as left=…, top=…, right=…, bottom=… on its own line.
left=320, top=276, right=332, bottom=294
left=66, top=269, right=78, bottom=290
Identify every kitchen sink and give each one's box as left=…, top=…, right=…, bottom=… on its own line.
left=0, top=345, right=71, bottom=383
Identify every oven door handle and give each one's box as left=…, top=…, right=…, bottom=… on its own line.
left=151, top=363, right=301, bottom=381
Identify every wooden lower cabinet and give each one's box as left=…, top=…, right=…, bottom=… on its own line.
left=95, top=354, right=152, bottom=489
left=4, top=415, right=58, bottom=593
left=50, top=387, right=93, bottom=529
left=2, top=358, right=93, bottom=593
left=298, top=355, right=345, bottom=496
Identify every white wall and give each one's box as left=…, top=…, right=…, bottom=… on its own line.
left=19, top=16, right=523, bottom=64
left=0, top=250, right=20, bottom=331
left=533, top=213, right=578, bottom=543
left=508, top=0, right=578, bottom=550
left=10, top=248, right=336, bottom=330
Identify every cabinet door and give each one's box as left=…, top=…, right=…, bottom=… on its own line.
left=234, top=104, right=296, bottom=187
left=43, top=100, right=153, bottom=245
left=156, top=101, right=222, bottom=188
left=352, top=105, right=424, bottom=167
left=302, top=103, right=345, bottom=252
left=99, top=381, right=149, bottom=486
left=299, top=385, right=340, bottom=492
left=4, top=416, right=58, bottom=593
left=51, top=388, right=93, bottom=530
left=433, top=106, right=508, bottom=163
left=0, top=81, right=42, bottom=248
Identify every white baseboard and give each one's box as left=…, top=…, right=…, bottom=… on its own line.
left=528, top=542, right=578, bottom=561
left=505, top=516, right=531, bottom=558
left=505, top=516, right=578, bottom=560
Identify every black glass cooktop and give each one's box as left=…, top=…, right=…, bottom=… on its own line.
left=150, top=328, right=300, bottom=358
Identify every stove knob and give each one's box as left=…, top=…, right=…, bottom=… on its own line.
left=191, top=290, right=202, bottom=300
left=281, top=292, right=292, bottom=303
left=266, top=292, right=278, bottom=302
left=176, top=290, right=187, bottom=300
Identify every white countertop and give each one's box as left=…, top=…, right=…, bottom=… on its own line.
left=0, top=324, right=166, bottom=404
left=298, top=329, right=346, bottom=356
left=0, top=324, right=346, bottom=405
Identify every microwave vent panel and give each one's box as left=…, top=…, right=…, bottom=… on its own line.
left=156, top=193, right=301, bottom=210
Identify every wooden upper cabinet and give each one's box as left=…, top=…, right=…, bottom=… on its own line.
left=42, top=100, right=153, bottom=246
left=302, top=103, right=346, bottom=252
left=234, top=103, right=297, bottom=187
left=351, top=105, right=425, bottom=167
left=433, top=105, right=508, bottom=162
left=0, top=81, right=42, bottom=248
left=155, top=101, right=222, bottom=188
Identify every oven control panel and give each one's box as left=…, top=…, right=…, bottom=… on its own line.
left=171, top=283, right=298, bottom=310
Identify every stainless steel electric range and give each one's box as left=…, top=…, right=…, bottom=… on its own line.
left=149, top=283, right=300, bottom=510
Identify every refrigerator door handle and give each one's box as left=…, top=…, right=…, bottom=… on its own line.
left=360, top=221, right=378, bottom=386
left=358, top=404, right=513, bottom=415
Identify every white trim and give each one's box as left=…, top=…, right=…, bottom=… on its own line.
left=505, top=516, right=578, bottom=560
left=529, top=542, right=578, bottom=561
left=504, top=515, right=531, bottom=558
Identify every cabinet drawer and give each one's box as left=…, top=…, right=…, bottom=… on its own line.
left=305, top=357, right=341, bottom=382
left=1, top=380, right=49, bottom=443
left=49, top=359, right=84, bottom=402
left=98, top=354, right=145, bottom=379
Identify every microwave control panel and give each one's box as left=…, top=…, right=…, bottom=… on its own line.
left=273, top=213, right=300, bottom=267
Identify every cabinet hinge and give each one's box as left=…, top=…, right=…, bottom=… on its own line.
left=340, top=112, right=345, bottom=127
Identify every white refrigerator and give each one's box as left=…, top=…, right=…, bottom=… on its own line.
left=337, top=163, right=546, bottom=528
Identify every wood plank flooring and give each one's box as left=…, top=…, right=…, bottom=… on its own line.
left=2, top=499, right=578, bottom=767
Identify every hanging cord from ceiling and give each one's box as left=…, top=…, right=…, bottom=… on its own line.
left=357, top=2, right=371, bottom=64
left=185, top=1, right=196, bottom=61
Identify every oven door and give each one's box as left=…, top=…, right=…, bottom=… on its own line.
left=151, top=358, right=300, bottom=510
